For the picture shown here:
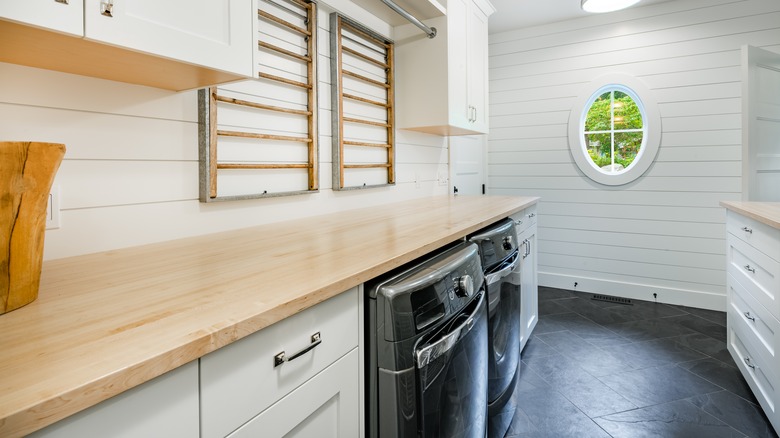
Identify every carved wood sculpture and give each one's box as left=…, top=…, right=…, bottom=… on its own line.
left=1, top=141, right=65, bottom=314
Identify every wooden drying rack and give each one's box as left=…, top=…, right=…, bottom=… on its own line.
left=198, top=0, right=317, bottom=202
left=330, top=13, right=395, bottom=190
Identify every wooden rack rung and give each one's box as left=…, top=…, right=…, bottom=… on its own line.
left=215, top=95, right=311, bottom=116
left=342, top=93, right=389, bottom=108
left=261, top=0, right=310, bottom=17
left=343, top=117, right=390, bottom=127
left=341, top=34, right=387, bottom=58
left=342, top=69, right=389, bottom=89
left=344, top=140, right=390, bottom=148
left=218, top=163, right=311, bottom=169
left=258, top=41, right=311, bottom=63
left=342, top=46, right=388, bottom=69
left=258, top=10, right=311, bottom=36
left=341, top=23, right=391, bottom=50
left=344, top=163, right=391, bottom=169
left=258, top=72, right=311, bottom=89
left=218, top=130, right=312, bottom=143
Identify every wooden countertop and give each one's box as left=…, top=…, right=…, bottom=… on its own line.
left=0, top=195, right=537, bottom=437
left=721, top=201, right=780, bottom=230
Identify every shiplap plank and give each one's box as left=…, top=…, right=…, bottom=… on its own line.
left=489, top=161, right=740, bottom=177
left=659, top=98, right=741, bottom=118
left=541, top=215, right=724, bottom=239
left=488, top=187, right=740, bottom=208
left=539, top=265, right=725, bottom=294
left=541, top=240, right=725, bottom=270
left=539, top=202, right=725, bottom=224
left=489, top=175, right=741, bottom=193
left=536, top=226, right=727, bottom=255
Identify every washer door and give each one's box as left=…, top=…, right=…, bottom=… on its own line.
left=415, top=291, right=488, bottom=438
left=485, top=251, right=522, bottom=404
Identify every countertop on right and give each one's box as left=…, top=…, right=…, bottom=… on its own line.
left=721, top=201, right=780, bottom=230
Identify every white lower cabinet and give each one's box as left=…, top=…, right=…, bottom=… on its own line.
left=510, top=205, right=538, bottom=351
left=726, top=209, right=780, bottom=434
left=29, top=361, right=199, bottom=438
left=200, top=287, right=361, bottom=438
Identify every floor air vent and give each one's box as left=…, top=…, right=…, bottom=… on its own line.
left=591, top=294, right=633, bottom=305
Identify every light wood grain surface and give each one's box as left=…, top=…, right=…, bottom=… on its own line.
left=721, top=201, right=780, bottom=230
left=0, top=195, right=536, bottom=437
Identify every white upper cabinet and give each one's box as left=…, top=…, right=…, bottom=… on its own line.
left=395, top=0, right=495, bottom=136
left=0, top=0, right=253, bottom=91
left=83, top=0, right=253, bottom=78
left=0, top=0, right=83, bottom=36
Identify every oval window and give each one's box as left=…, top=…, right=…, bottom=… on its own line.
left=568, top=74, right=661, bottom=186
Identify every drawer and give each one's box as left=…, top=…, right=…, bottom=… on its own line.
left=511, top=204, right=537, bottom=235
left=728, top=317, right=779, bottom=423
left=728, top=236, right=780, bottom=321
left=728, top=273, right=779, bottom=375
left=227, top=349, right=360, bottom=438
left=200, top=287, right=359, bottom=438
left=727, top=210, right=780, bottom=262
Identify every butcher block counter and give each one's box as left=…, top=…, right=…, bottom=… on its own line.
left=720, top=201, right=780, bottom=230
left=0, top=195, right=537, bottom=437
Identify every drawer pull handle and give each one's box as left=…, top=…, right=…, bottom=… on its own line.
left=744, top=311, right=756, bottom=322
left=528, top=213, right=536, bottom=218
left=274, top=332, right=321, bottom=367
left=742, top=226, right=753, bottom=234
left=745, top=357, right=756, bottom=370
left=515, top=219, right=523, bottom=225
left=744, top=265, right=756, bottom=274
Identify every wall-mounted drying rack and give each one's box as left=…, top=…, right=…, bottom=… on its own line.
left=198, top=0, right=318, bottom=202
left=330, top=13, right=396, bottom=191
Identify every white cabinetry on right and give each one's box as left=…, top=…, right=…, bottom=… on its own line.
left=725, top=209, right=780, bottom=434
left=511, top=204, right=538, bottom=351
left=395, top=0, right=495, bottom=136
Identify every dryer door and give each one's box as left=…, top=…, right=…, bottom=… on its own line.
left=415, top=291, right=488, bottom=438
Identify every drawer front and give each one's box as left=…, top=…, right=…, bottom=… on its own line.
left=201, top=287, right=359, bottom=438
left=728, top=319, right=778, bottom=420
left=227, top=349, right=360, bottom=438
left=511, top=204, right=537, bottom=235
left=728, top=236, right=780, bottom=320
left=728, top=273, right=779, bottom=374
left=727, top=210, right=780, bottom=262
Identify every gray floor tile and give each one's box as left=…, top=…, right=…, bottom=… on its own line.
left=664, top=314, right=727, bottom=342
left=515, top=361, right=551, bottom=392
left=674, top=332, right=734, bottom=365
left=538, top=299, right=572, bottom=316
left=604, top=298, right=689, bottom=321
left=601, top=336, right=707, bottom=370
left=604, top=317, right=697, bottom=342
left=521, top=335, right=558, bottom=359
left=690, top=390, right=779, bottom=438
left=681, top=305, right=728, bottom=326
left=594, top=399, right=746, bottom=438
left=679, top=357, right=756, bottom=403
left=513, top=387, right=611, bottom=438
left=598, top=364, right=722, bottom=408
left=557, top=378, right=637, bottom=418
left=554, top=297, right=633, bottom=326
left=523, top=353, right=594, bottom=388
left=538, top=286, right=578, bottom=301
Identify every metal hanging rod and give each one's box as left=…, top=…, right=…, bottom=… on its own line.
left=380, top=0, right=436, bottom=39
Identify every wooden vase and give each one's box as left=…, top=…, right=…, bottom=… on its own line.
left=1, top=141, right=66, bottom=315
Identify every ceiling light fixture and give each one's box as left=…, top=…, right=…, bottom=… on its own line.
left=581, top=0, right=641, bottom=13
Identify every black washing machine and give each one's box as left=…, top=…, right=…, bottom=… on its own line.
left=469, top=218, right=522, bottom=438
left=366, top=241, right=488, bottom=438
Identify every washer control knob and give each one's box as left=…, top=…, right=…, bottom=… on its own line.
left=454, top=275, right=474, bottom=298
left=502, top=235, right=513, bottom=250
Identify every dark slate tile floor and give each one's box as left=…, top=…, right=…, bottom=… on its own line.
left=505, top=286, right=778, bottom=438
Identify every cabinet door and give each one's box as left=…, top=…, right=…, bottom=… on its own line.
left=228, top=349, right=360, bottom=438
left=29, top=361, right=199, bottom=438
left=519, top=226, right=538, bottom=351
left=466, top=0, right=489, bottom=133
left=84, top=0, right=253, bottom=77
left=0, top=0, right=83, bottom=36
left=447, top=0, right=470, bottom=130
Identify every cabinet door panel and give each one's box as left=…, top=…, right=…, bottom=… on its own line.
left=518, top=225, right=538, bottom=351
left=467, top=2, right=489, bottom=132
left=447, top=0, right=469, bottom=129
left=84, top=0, right=253, bottom=77
left=228, top=349, right=360, bottom=438
left=0, top=0, right=83, bottom=36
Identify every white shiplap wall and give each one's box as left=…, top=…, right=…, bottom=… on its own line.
left=0, top=2, right=448, bottom=261
left=488, top=0, right=780, bottom=310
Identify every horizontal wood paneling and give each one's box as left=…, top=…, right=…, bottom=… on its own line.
left=488, top=0, right=780, bottom=308
left=0, top=1, right=447, bottom=261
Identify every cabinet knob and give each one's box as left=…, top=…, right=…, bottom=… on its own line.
left=100, top=0, right=114, bottom=17
left=742, top=226, right=753, bottom=234
left=744, top=265, right=756, bottom=274
left=744, top=311, right=756, bottom=322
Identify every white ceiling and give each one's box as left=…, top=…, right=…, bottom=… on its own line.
left=488, top=0, right=670, bottom=34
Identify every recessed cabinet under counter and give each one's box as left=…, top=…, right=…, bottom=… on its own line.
left=721, top=201, right=780, bottom=434
left=0, top=0, right=253, bottom=91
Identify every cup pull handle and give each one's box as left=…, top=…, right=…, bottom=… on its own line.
left=745, top=357, right=756, bottom=370
left=742, top=226, right=753, bottom=234
left=745, top=265, right=756, bottom=274
left=274, top=332, right=321, bottom=367
left=744, top=311, right=756, bottom=322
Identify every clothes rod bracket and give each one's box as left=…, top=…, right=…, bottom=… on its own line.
left=380, top=0, right=437, bottom=38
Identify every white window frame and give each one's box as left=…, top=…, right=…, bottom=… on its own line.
left=568, top=73, right=662, bottom=186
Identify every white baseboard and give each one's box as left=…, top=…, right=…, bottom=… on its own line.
left=539, top=271, right=727, bottom=311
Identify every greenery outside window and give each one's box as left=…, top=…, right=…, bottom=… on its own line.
left=568, top=74, right=661, bottom=186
